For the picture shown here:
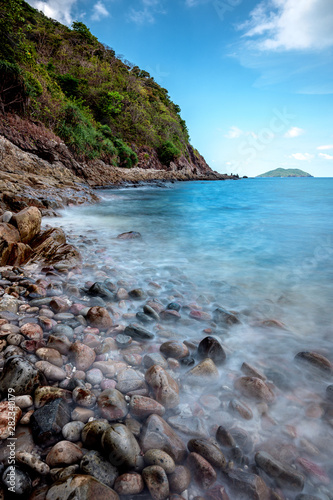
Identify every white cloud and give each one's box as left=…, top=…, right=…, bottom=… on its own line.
left=284, top=127, right=305, bottom=138
left=129, top=0, right=165, bottom=24
left=239, top=0, right=333, bottom=51
left=290, top=153, right=314, bottom=161
left=317, top=145, right=333, bottom=150
left=225, top=126, right=243, bottom=139
left=28, top=0, right=77, bottom=25
left=91, top=1, right=109, bottom=21
left=319, top=153, right=333, bottom=160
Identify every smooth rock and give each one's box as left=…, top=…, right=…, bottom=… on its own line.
left=2, top=466, right=32, bottom=496
left=97, top=388, right=128, bottom=420
left=82, top=420, right=110, bottom=449
left=71, top=407, right=95, bottom=422
left=70, top=341, right=96, bottom=371
left=124, top=323, right=154, bottom=340
left=34, top=386, right=72, bottom=408
left=129, top=288, right=146, bottom=300
left=160, top=340, right=189, bottom=360
left=213, top=307, right=240, bottom=326
left=114, top=473, right=144, bottom=495
left=80, top=450, right=119, bottom=488
left=15, top=395, right=33, bottom=409
left=16, top=451, right=50, bottom=475
left=20, top=322, right=43, bottom=340
left=255, top=451, right=305, bottom=491
left=102, top=423, right=141, bottom=468
left=229, top=398, right=253, bottom=420
left=46, top=440, right=83, bottom=467
left=35, top=360, right=66, bottom=381
left=72, top=387, right=97, bottom=408
left=295, top=351, right=332, bottom=374
left=129, top=395, right=165, bottom=419
left=168, top=465, right=191, bottom=494
left=86, top=368, right=103, bottom=385
left=187, top=438, right=227, bottom=469
left=145, top=364, right=179, bottom=408
left=0, top=356, right=43, bottom=397
left=87, top=306, right=113, bottom=330
left=142, top=465, right=169, bottom=500
left=225, top=469, right=270, bottom=500
left=45, top=474, right=119, bottom=500
left=234, top=377, right=275, bottom=403
left=197, top=336, right=226, bottom=365
left=185, top=358, right=219, bottom=381
left=140, top=414, right=186, bottom=463
left=12, top=206, right=42, bottom=244
left=187, top=452, right=217, bottom=490
left=116, top=368, right=145, bottom=394
left=117, top=231, right=141, bottom=240
left=62, top=421, right=85, bottom=442
left=36, top=347, right=63, bottom=367
left=0, top=401, right=22, bottom=439
left=143, top=352, right=168, bottom=369
left=144, top=449, right=175, bottom=474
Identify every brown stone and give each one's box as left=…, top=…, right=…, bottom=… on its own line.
left=142, top=466, right=169, bottom=500
left=234, top=376, right=275, bottom=403
left=70, top=341, right=96, bottom=371
left=87, top=306, right=113, bottom=330
left=0, top=401, right=22, bottom=439
left=97, top=389, right=128, bottom=420
left=46, top=441, right=83, bottom=467
left=168, top=465, right=191, bottom=494
left=12, top=206, right=42, bottom=244
left=114, top=473, right=144, bottom=495
left=187, top=452, right=217, bottom=490
left=129, top=395, right=165, bottom=419
left=140, top=414, right=186, bottom=463
left=160, top=340, right=189, bottom=359
left=45, top=474, right=119, bottom=500
left=36, top=347, right=63, bottom=367
left=145, top=364, right=179, bottom=408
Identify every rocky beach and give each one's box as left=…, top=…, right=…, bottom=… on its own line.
left=0, top=190, right=332, bottom=500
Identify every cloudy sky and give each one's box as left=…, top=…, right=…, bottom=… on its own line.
left=26, top=0, right=333, bottom=177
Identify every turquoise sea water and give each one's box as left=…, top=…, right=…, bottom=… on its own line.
left=49, top=178, right=333, bottom=496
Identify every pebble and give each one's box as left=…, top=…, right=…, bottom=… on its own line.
left=143, top=352, right=168, bottom=368
left=35, top=360, right=66, bottom=381
left=114, top=473, right=144, bottom=495
left=124, top=323, right=154, bottom=340
left=72, top=386, right=97, bottom=408
left=197, top=336, right=226, bottom=365
left=142, top=465, right=169, bottom=500
left=116, top=368, right=145, bottom=393
left=14, top=395, right=33, bottom=409
left=97, top=388, right=128, bottom=420
left=145, top=364, right=180, bottom=408
left=70, top=341, right=96, bottom=371
left=186, top=452, right=217, bottom=490
left=185, top=358, right=219, bottom=381
left=229, top=398, right=253, bottom=420
left=140, top=414, right=187, bottom=463
left=187, top=438, right=227, bottom=469
left=46, top=440, right=83, bottom=467
left=16, top=451, right=50, bottom=475
left=160, top=340, right=189, bottom=359
left=255, top=451, right=304, bottom=491
left=295, top=351, right=332, bottom=374
left=30, top=398, right=71, bottom=446
left=87, top=306, right=113, bottom=330
left=234, top=376, right=275, bottom=403
left=129, top=394, right=165, bottom=419
left=0, top=401, right=22, bottom=439
left=82, top=419, right=110, bottom=449
left=213, top=307, right=240, bottom=326
left=80, top=449, right=119, bottom=488
left=45, top=474, right=119, bottom=500
left=102, top=423, right=141, bottom=468
left=144, top=449, right=176, bottom=474
left=34, top=386, right=72, bottom=408
left=36, top=347, right=63, bottom=367
left=20, top=322, right=43, bottom=340
left=86, top=368, right=103, bottom=385
left=71, top=407, right=95, bottom=422
left=62, top=421, right=85, bottom=442
left=0, top=355, right=42, bottom=397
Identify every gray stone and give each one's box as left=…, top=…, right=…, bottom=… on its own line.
left=255, top=451, right=304, bottom=491
left=62, top=421, right=85, bottom=442
left=80, top=450, right=119, bottom=488
left=0, top=356, right=43, bottom=397
left=124, top=323, right=154, bottom=340
left=30, top=398, right=71, bottom=446
left=2, top=466, right=32, bottom=496
left=102, top=423, right=141, bottom=468
left=82, top=420, right=110, bottom=449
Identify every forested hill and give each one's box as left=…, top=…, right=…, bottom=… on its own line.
left=0, top=0, right=226, bottom=187
left=257, top=168, right=313, bottom=178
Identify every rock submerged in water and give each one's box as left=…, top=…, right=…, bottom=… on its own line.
left=145, top=364, right=180, bottom=408
left=117, top=231, right=142, bottom=240
left=234, top=376, right=275, bottom=403
left=295, top=351, right=332, bottom=375
left=30, top=398, right=71, bottom=446
left=213, top=307, right=240, bottom=326
left=255, top=451, right=305, bottom=491
left=197, top=336, right=226, bottom=365
left=140, top=414, right=187, bottom=463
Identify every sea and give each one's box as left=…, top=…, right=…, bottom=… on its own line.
left=48, top=177, right=333, bottom=497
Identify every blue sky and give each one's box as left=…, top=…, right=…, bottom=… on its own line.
left=27, top=0, right=333, bottom=177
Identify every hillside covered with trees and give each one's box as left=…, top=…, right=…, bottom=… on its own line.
left=0, top=0, right=222, bottom=182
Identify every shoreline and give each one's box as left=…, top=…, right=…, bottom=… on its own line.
left=0, top=198, right=332, bottom=499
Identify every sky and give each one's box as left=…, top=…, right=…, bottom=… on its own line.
left=26, top=0, right=333, bottom=177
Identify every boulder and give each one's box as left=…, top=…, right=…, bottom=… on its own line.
left=145, top=364, right=179, bottom=408
left=12, top=206, right=42, bottom=243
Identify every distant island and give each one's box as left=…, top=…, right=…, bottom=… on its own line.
left=257, top=168, right=313, bottom=178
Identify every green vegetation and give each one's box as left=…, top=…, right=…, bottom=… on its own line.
left=0, top=0, right=191, bottom=167
left=257, top=168, right=313, bottom=178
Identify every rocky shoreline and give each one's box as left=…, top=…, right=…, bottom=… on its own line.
left=0, top=203, right=332, bottom=500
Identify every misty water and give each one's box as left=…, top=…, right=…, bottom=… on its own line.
left=48, top=178, right=333, bottom=498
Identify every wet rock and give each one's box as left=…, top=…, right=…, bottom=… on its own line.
left=198, top=336, right=226, bottom=365
left=35, top=360, right=66, bottom=381
left=15, top=395, right=33, bottom=409
left=36, top=347, right=63, bottom=367
left=225, top=469, right=270, bottom=500
left=187, top=438, right=226, bottom=469
left=234, top=376, right=275, bottom=403
left=62, top=421, right=85, bottom=442
left=0, top=401, right=22, bottom=439
left=116, top=368, right=145, bottom=393
left=45, top=474, right=119, bottom=500
left=136, top=312, right=155, bottom=324
left=168, top=465, right=191, bottom=494
left=80, top=450, right=119, bottom=488
left=114, top=473, right=144, bottom=495
left=53, top=324, right=74, bottom=339
left=117, top=231, right=142, bottom=240
left=31, top=398, right=71, bottom=446
left=82, top=420, right=110, bottom=449
left=86, top=368, right=103, bottom=385
left=295, top=496, right=321, bottom=500
left=87, top=306, right=113, bottom=330
left=70, top=341, right=96, bottom=371
left=145, top=364, right=179, bottom=408
left=73, top=386, right=97, bottom=408
left=129, top=288, right=146, bottom=300
left=102, top=423, right=141, bottom=468
left=213, top=307, right=240, bottom=326
left=326, top=384, right=333, bottom=402
left=241, top=362, right=266, bottom=381
left=142, top=465, right=169, bottom=500
left=129, top=395, right=165, bottom=419
left=185, top=358, right=219, bottom=381
left=160, top=340, right=189, bottom=359
left=97, top=388, right=128, bottom=420
left=46, top=440, right=83, bottom=467
left=140, top=414, right=187, bottom=463
left=124, top=323, right=154, bottom=340
left=34, top=386, right=72, bottom=408
left=295, top=351, right=332, bottom=375
left=144, top=449, right=176, bottom=474
left=297, top=457, right=330, bottom=485
left=143, top=352, right=168, bottom=369
left=50, top=297, right=70, bottom=314
left=116, top=288, right=129, bottom=301
left=168, top=415, right=208, bottom=438
left=12, top=206, right=42, bottom=244
left=21, top=322, right=43, bottom=340
left=229, top=398, right=253, bottom=420
left=116, top=334, right=132, bottom=349
left=2, top=466, right=32, bottom=496
left=187, top=452, right=217, bottom=490
left=143, top=304, right=160, bottom=321
left=47, top=334, right=72, bottom=355
left=0, top=356, right=43, bottom=397
left=16, top=451, right=50, bottom=475
left=160, top=310, right=181, bottom=322
left=216, top=426, right=236, bottom=448
left=255, top=451, right=304, bottom=491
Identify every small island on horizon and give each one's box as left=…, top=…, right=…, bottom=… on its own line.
left=257, top=168, right=313, bottom=178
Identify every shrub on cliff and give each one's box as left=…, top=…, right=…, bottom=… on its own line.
left=157, top=141, right=181, bottom=166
